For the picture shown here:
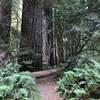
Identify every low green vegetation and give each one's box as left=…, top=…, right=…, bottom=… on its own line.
left=57, top=57, right=100, bottom=100
left=0, top=63, right=40, bottom=100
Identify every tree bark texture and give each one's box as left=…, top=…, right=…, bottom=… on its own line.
left=0, top=0, right=12, bottom=44
left=21, top=0, right=50, bottom=71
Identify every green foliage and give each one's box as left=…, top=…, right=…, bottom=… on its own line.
left=0, top=63, right=40, bottom=100
left=48, top=0, right=100, bottom=63
left=57, top=58, right=100, bottom=100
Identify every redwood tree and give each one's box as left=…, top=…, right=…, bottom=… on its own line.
left=21, top=0, right=50, bottom=71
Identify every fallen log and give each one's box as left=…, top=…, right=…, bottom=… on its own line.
left=32, top=69, right=58, bottom=78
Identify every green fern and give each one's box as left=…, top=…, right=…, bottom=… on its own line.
left=0, top=63, right=40, bottom=100
left=57, top=58, right=100, bottom=100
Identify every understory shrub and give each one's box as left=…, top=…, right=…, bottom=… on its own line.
left=0, top=63, right=40, bottom=100
left=57, top=58, right=100, bottom=100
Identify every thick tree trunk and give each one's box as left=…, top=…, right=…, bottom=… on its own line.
left=21, top=0, right=50, bottom=71
left=21, top=0, right=35, bottom=49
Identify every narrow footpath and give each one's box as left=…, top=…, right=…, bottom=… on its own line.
left=37, top=77, right=62, bottom=100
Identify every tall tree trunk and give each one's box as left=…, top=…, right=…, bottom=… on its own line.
left=21, top=0, right=35, bottom=49
left=0, top=0, right=12, bottom=44
left=32, top=0, right=43, bottom=70
left=10, top=0, right=23, bottom=61
left=0, top=2, right=2, bottom=20
left=42, top=10, right=50, bottom=69
left=21, top=0, right=50, bottom=71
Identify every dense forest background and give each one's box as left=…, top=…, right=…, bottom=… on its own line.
left=0, top=0, right=100, bottom=71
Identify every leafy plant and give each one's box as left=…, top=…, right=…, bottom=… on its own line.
left=0, top=63, right=40, bottom=100
left=57, top=58, right=100, bottom=100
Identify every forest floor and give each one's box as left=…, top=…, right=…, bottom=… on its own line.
left=37, top=77, right=62, bottom=100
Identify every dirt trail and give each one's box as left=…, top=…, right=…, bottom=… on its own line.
left=37, top=77, right=62, bottom=100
